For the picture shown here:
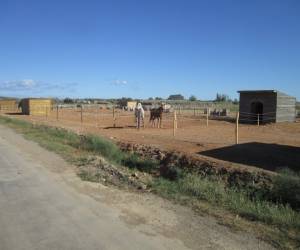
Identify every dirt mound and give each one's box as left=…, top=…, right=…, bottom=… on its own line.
left=118, top=142, right=275, bottom=193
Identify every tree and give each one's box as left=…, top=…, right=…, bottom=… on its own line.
left=155, top=97, right=163, bottom=100
left=148, top=97, right=154, bottom=100
left=63, top=97, right=74, bottom=104
left=189, top=95, right=197, bottom=101
left=117, top=97, right=133, bottom=107
left=168, top=94, right=185, bottom=100
left=215, top=93, right=230, bottom=102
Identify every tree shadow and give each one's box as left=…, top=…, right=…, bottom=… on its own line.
left=199, top=142, right=300, bottom=172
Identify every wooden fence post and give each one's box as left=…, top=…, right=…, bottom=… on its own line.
left=194, top=108, right=196, bottom=116
left=56, top=106, right=59, bottom=121
left=206, top=108, right=209, bottom=127
left=235, top=112, right=239, bottom=144
left=173, top=110, right=177, bottom=136
left=137, top=110, right=141, bottom=130
left=113, top=106, right=116, bottom=127
left=45, top=107, right=48, bottom=120
left=96, top=105, right=99, bottom=128
left=257, top=114, right=260, bottom=127
left=81, top=105, right=83, bottom=123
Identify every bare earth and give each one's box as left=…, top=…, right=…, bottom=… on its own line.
left=0, top=125, right=273, bottom=249
left=6, top=109, right=300, bottom=172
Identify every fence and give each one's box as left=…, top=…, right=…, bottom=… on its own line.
left=0, top=104, right=292, bottom=146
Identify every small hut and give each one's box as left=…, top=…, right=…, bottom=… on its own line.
left=20, top=98, right=53, bottom=115
left=238, top=90, right=296, bottom=123
left=0, top=99, right=18, bottom=111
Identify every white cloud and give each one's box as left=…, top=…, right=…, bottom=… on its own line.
left=0, top=79, right=78, bottom=92
left=110, top=79, right=128, bottom=85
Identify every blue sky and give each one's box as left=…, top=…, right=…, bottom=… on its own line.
left=0, top=0, right=299, bottom=100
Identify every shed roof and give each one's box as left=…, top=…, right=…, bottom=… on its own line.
left=237, top=90, right=277, bottom=93
left=237, top=90, right=295, bottom=99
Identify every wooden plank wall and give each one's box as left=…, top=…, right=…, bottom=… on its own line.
left=276, top=92, right=296, bottom=122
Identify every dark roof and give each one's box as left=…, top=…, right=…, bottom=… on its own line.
left=237, top=90, right=277, bottom=93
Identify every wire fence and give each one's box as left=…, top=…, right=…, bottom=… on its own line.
left=0, top=104, right=297, bottom=145
left=0, top=104, right=287, bottom=124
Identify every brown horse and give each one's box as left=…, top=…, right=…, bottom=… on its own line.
left=149, top=106, right=163, bottom=128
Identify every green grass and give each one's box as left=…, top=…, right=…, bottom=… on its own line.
left=272, top=169, right=300, bottom=209
left=153, top=174, right=300, bottom=229
left=79, top=134, right=124, bottom=164
left=0, top=115, right=299, bottom=248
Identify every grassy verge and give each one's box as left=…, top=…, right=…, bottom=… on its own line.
left=153, top=174, right=300, bottom=228
left=0, top=115, right=299, bottom=248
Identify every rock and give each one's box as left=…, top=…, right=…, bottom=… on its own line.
left=132, top=172, right=138, bottom=178
left=137, top=184, right=147, bottom=190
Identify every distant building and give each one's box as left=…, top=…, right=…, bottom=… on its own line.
left=0, top=99, right=17, bottom=111
left=19, top=98, right=53, bottom=115
left=238, top=90, right=296, bottom=123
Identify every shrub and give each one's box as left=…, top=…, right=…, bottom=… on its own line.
left=272, top=169, right=300, bottom=210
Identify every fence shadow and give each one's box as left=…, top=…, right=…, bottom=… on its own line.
left=198, top=142, right=300, bottom=172
left=4, top=112, right=24, bottom=115
left=104, top=126, right=124, bottom=129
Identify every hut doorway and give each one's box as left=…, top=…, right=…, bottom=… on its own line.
left=251, top=101, right=263, bottom=122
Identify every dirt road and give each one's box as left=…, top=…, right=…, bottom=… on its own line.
left=0, top=125, right=273, bottom=250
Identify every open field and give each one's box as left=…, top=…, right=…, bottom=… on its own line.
left=1, top=106, right=300, bottom=173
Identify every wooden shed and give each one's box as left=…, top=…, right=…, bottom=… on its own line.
left=20, top=98, right=53, bottom=115
left=238, top=90, right=296, bottom=123
left=0, top=99, right=17, bottom=111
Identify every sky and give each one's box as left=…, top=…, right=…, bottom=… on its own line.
left=0, top=0, right=299, bottom=100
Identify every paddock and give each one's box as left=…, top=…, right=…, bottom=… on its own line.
left=1, top=105, right=299, bottom=161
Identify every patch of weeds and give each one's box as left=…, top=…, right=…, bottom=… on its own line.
left=272, top=168, right=300, bottom=210
left=122, top=153, right=158, bottom=173
left=152, top=174, right=300, bottom=229
left=74, top=156, right=95, bottom=166
left=79, top=135, right=124, bottom=164
left=160, top=165, right=184, bottom=180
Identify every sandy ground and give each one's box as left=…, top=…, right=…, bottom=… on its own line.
left=4, top=109, right=300, bottom=172
left=0, top=125, right=274, bottom=249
